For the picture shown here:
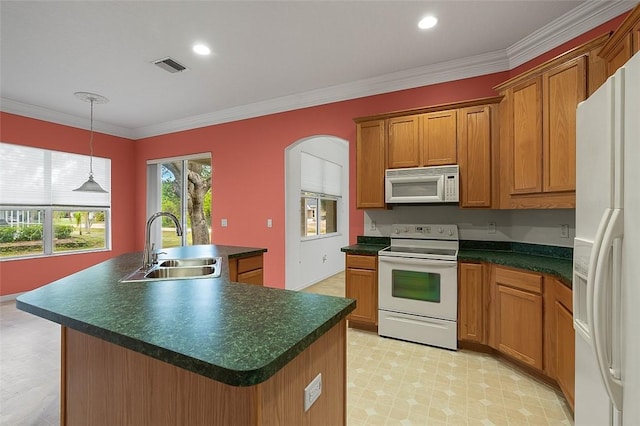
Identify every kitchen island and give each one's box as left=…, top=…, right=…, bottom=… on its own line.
left=16, top=245, right=355, bottom=425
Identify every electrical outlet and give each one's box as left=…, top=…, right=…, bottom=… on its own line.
left=560, top=224, right=569, bottom=238
left=267, top=218, right=273, bottom=228
left=370, top=220, right=376, bottom=231
left=221, top=218, right=228, bottom=227
left=488, top=222, right=496, bottom=234
left=304, top=373, right=322, bottom=412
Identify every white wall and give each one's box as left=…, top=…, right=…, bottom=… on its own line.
left=365, top=205, right=575, bottom=247
left=285, top=136, right=349, bottom=290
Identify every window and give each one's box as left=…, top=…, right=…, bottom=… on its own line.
left=0, top=142, right=111, bottom=259
left=147, top=154, right=211, bottom=249
left=300, top=195, right=337, bottom=237
left=300, top=152, right=341, bottom=238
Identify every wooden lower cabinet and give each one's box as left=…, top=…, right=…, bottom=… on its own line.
left=228, top=254, right=264, bottom=285
left=458, top=262, right=487, bottom=343
left=345, top=254, right=378, bottom=331
left=62, top=322, right=347, bottom=425
left=493, top=266, right=544, bottom=370
left=554, top=279, right=575, bottom=410
left=459, top=262, right=575, bottom=410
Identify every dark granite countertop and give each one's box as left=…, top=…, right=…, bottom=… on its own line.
left=342, top=237, right=572, bottom=288
left=458, top=241, right=573, bottom=288
left=341, top=236, right=390, bottom=255
left=16, top=245, right=355, bottom=387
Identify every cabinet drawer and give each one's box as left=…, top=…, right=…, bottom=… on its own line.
left=237, top=268, right=263, bottom=286
left=555, top=279, right=573, bottom=313
left=346, top=254, right=377, bottom=270
left=237, top=254, right=263, bottom=274
left=495, top=266, right=542, bottom=294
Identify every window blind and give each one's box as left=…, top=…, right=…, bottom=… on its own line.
left=300, top=152, right=342, bottom=197
left=0, top=142, right=111, bottom=207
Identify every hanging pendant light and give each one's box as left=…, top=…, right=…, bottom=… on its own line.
left=73, top=91, right=109, bottom=193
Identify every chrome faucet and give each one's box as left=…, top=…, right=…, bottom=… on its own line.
left=142, top=212, right=183, bottom=271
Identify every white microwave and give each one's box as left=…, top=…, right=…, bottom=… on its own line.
left=385, top=165, right=459, bottom=204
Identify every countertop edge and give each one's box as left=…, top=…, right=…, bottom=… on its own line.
left=458, top=250, right=572, bottom=288
left=15, top=245, right=355, bottom=387
left=17, top=297, right=355, bottom=387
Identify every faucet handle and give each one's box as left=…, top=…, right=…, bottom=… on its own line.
left=150, top=248, right=167, bottom=265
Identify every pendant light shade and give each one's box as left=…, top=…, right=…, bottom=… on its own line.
left=73, top=91, right=109, bottom=193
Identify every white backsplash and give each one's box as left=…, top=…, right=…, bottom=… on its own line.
left=365, top=206, right=575, bottom=247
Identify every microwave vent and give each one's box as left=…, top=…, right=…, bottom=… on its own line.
left=386, top=165, right=458, bottom=177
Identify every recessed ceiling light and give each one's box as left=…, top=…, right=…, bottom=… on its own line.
left=418, top=15, right=438, bottom=30
left=193, top=44, right=211, bottom=55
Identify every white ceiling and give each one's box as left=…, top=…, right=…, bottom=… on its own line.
left=0, top=1, right=634, bottom=139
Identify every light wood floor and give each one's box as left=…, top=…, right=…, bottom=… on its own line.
left=1, top=271, right=572, bottom=425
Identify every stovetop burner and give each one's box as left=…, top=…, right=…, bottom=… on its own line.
left=377, top=223, right=459, bottom=261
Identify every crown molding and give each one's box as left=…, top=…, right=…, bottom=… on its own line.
left=133, top=50, right=510, bottom=139
left=0, top=98, right=135, bottom=139
left=507, top=1, right=636, bottom=69
left=3, top=1, right=635, bottom=140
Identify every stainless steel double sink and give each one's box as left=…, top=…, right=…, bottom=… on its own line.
left=120, top=257, right=222, bottom=282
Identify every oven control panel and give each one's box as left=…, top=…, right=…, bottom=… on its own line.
left=390, top=224, right=458, bottom=240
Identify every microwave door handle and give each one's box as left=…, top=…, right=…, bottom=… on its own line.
left=378, top=257, right=455, bottom=268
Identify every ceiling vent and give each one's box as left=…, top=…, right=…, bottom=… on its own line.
left=153, top=57, right=188, bottom=73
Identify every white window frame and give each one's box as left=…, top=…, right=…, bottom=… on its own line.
left=300, top=191, right=340, bottom=241
left=0, top=143, right=112, bottom=260
left=146, top=153, right=211, bottom=249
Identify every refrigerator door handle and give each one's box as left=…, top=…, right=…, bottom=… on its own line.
left=591, top=208, right=624, bottom=411
left=586, top=209, right=612, bottom=333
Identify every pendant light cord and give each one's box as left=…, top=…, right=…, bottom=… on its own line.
left=89, top=99, right=95, bottom=177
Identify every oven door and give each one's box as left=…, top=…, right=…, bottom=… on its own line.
left=378, top=255, right=457, bottom=321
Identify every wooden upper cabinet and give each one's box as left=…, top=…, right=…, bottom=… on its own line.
left=458, top=105, right=495, bottom=208
left=356, top=120, right=386, bottom=209
left=495, top=34, right=607, bottom=209
left=599, top=3, right=640, bottom=78
left=387, top=115, right=420, bottom=169
left=543, top=57, right=585, bottom=193
left=422, top=109, right=457, bottom=166
left=511, top=77, right=543, bottom=195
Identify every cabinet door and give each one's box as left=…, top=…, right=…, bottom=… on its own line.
left=458, top=106, right=492, bottom=207
left=511, top=78, right=542, bottom=194
left=495, top=284, right=543, bottom=370
left=458, top=263, right=485, bottom=343
left=555, top=301, right=575, bottom=410
left=543, top=56, right=586, bottom=193
left=634, top=18, right=640, bottom=55
left=606, top=34, right=633, bottom=77
left=345, top=268, right=378, bottom=326
left=422, top=110, right=457, bottom=166
left=387, top=115, right=420, bottom=169
left=356, top=120, right=386, bottom=208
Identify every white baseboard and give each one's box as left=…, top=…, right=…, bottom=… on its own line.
left=0, top=292, right=25, bottom=303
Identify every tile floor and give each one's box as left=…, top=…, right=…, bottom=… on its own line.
left=306, top=271, right=574, bottom=426
left=0, top=271, right=573, bottom=425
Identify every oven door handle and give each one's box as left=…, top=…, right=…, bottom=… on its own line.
left=378, top=256, right=456, bottom=268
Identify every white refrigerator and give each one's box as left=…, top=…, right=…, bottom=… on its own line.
left=574, top=50, right=640, bottom=425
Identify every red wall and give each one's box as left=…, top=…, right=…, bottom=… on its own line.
left=1, top=11, right=626, bottom=294
left=0, top=113, right=137, bottom=295
left=134, top=71, right=508, bottom=288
